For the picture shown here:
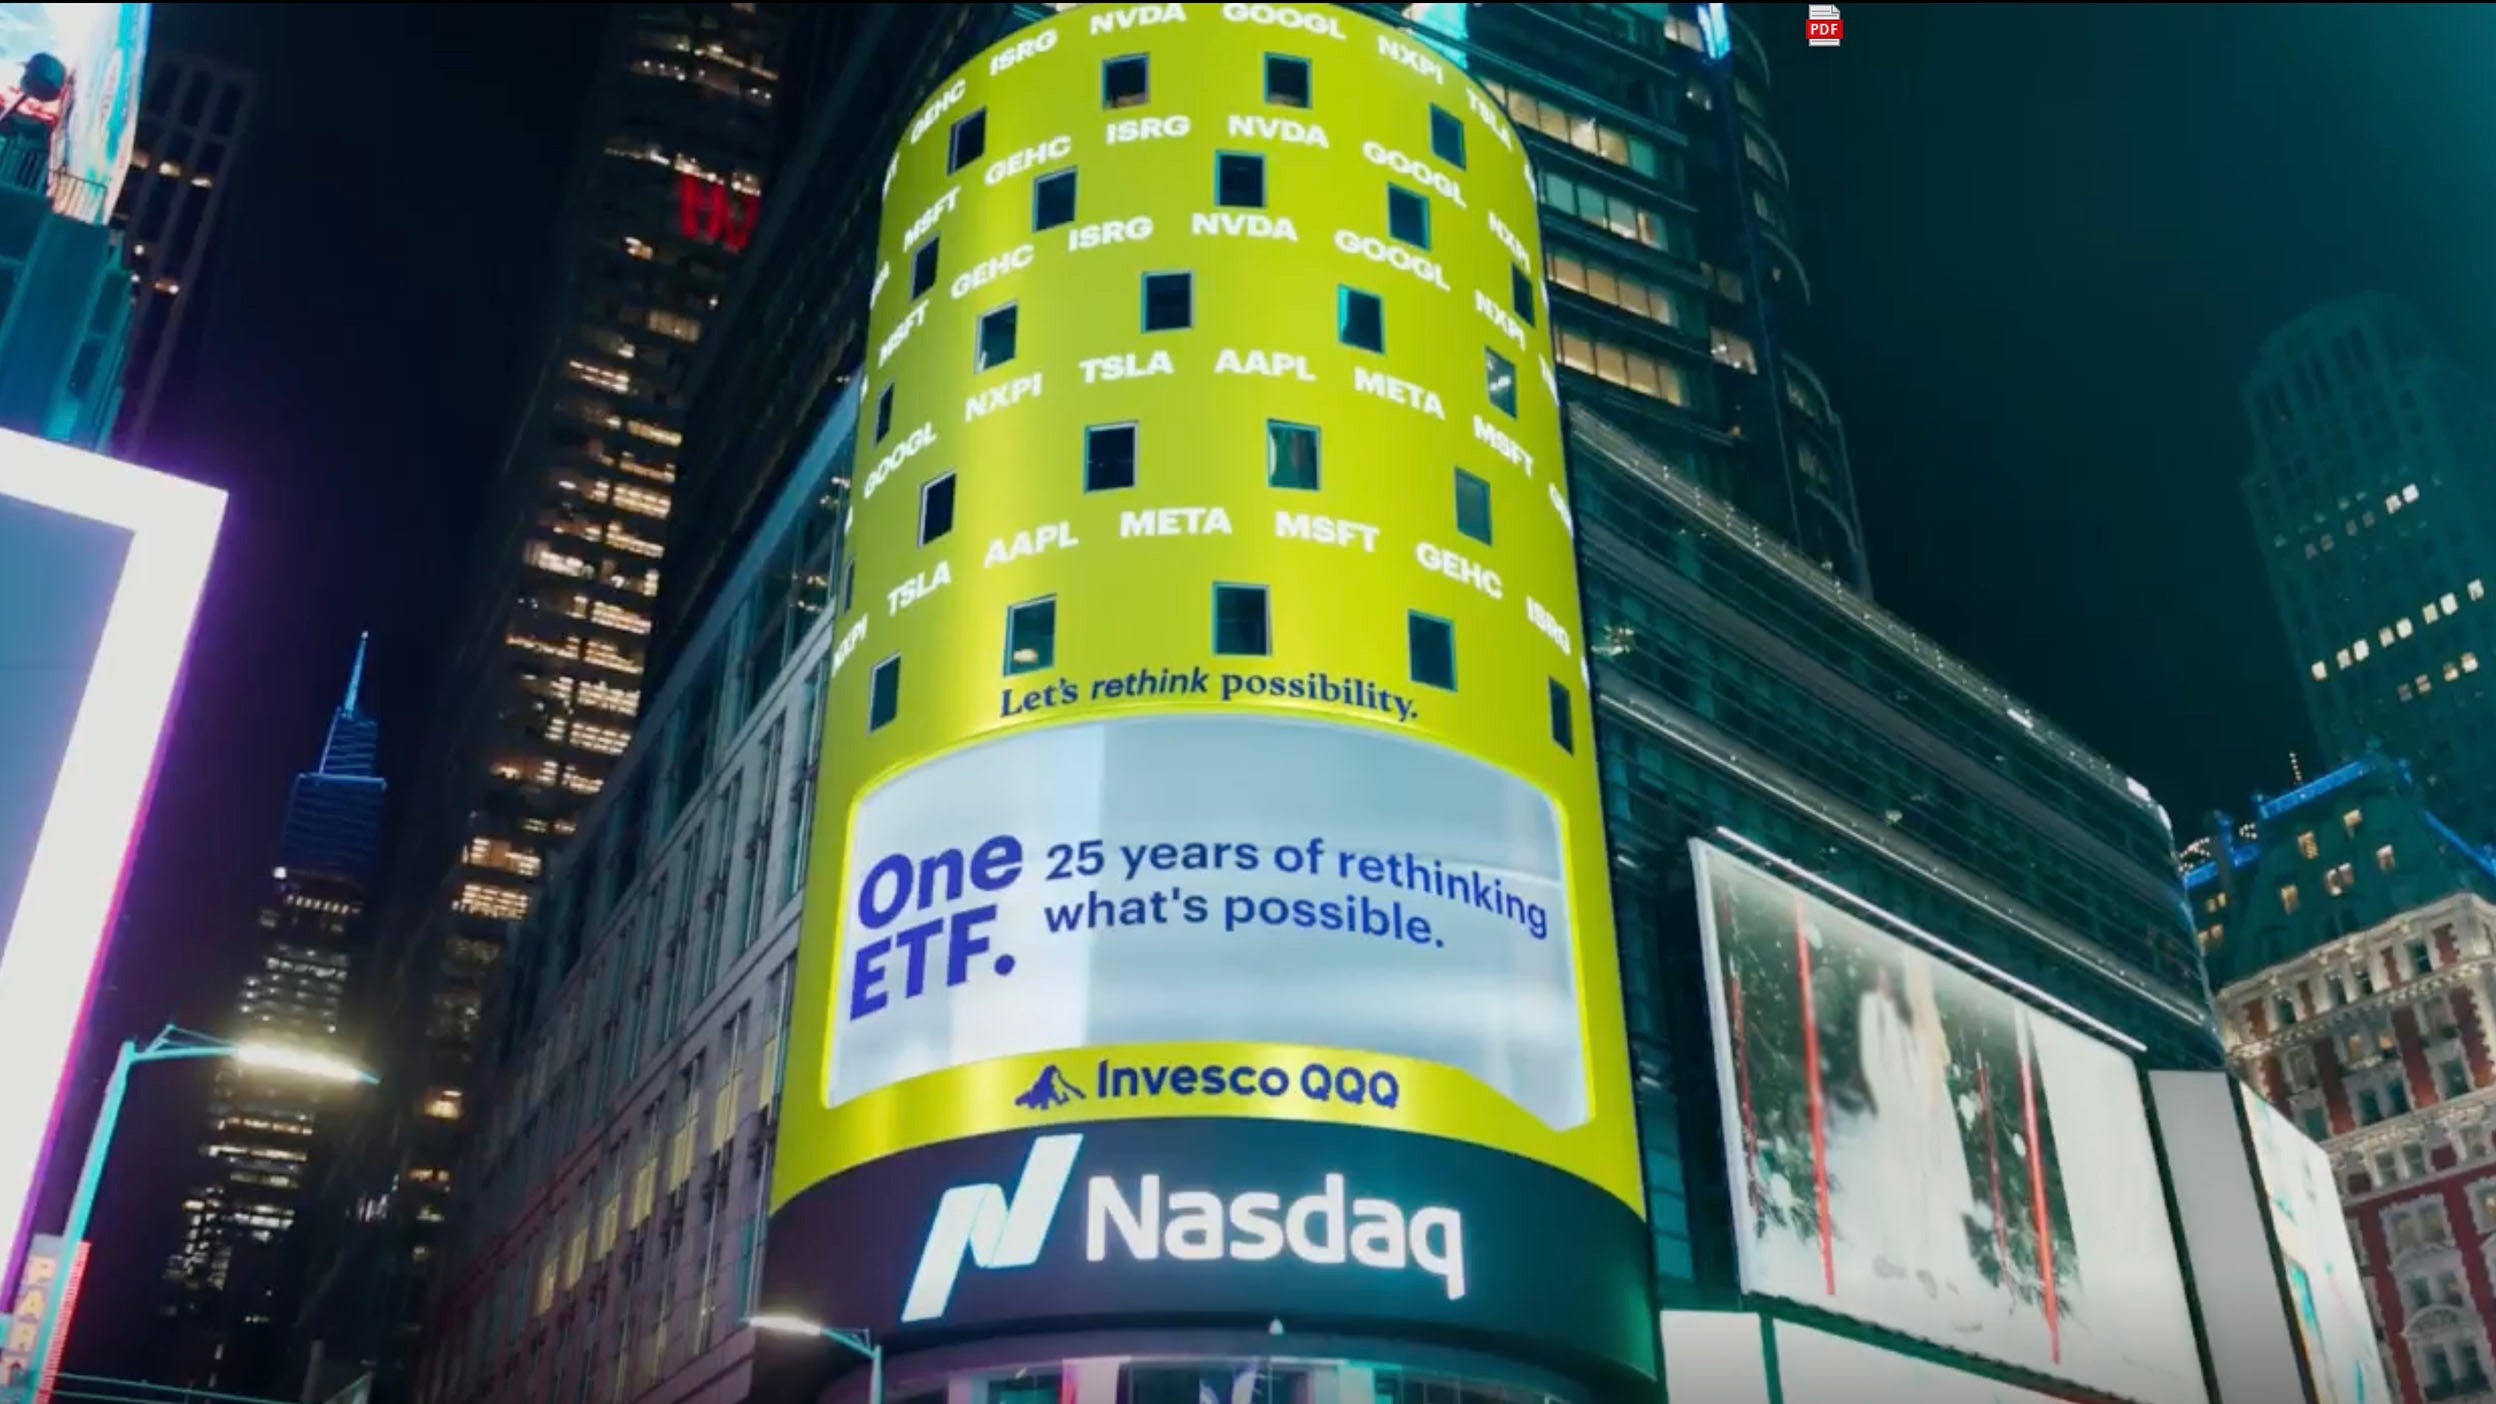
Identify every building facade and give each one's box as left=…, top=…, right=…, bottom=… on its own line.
left=163, top=637, right=386, bottom=1395
left=294, top=8, right=790, bottom=1398
left=2196, top=757, right=2496, bottom=1404
left=109, top=49, right=254, bottom=453
left=2243, top=294, right=2496, bottom=844
left=419, top=11, right=2277, bottom=1404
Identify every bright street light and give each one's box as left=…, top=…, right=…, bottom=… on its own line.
left=6, top=1026, right=376, bottom=1403
left=747, top=1313, right=881, bottom=1404
left=233, top=1040, right=379, bottom=1084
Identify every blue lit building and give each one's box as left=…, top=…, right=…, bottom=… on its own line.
left=2191, top=755, right=2496, bottom=1404
left=162, top=636, right=386, bottom=1397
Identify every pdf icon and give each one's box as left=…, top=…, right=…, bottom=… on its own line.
left=1807, top=4, right=1842, bottom=46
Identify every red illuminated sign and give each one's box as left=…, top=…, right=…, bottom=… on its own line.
left=677, top=173, right=757, bottom=253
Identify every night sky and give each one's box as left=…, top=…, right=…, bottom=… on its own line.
left=48, top=0, right=2496, bottom=1371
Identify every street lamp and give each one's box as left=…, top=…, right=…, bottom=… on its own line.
left=10, top=1025, right=375, bottom=1401
left=750, top=1313, right=882, bottom=1404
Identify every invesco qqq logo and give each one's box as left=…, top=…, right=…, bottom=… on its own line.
left=901, top=1135, right=1469, bottom=1322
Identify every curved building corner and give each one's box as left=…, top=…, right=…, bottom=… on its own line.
left=766, top=4, right=1651, bottom=1402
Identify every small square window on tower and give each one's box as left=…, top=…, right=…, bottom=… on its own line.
left=1005, top=597, right=1057, bottom=675
left=1217, top=151, right=1266, bottom=208
left=1429, top=104, right=1465, bottom=168
left=1265, top=54, right=1310, bottom=108
left=1033, top=169, right=1077, bottom=231
left=1267, top=421, right=1319, bottom=490
left=1409, top=612, right=1455, bottom=690
left=1338, top=286, right=1383, bottom=352
left=1085, top=424, right=1137, bottom=492
left=1388, top=185, right=1431, bottom=250
left=1142, top=272, right=1193, bottom=332
left=947, top=109, right=986, bottom=173
left=975, top=303, right=1018, bottom=371
left=1103, top=55, right=1149, bottom=109
left=1213, top=584, right=1271, bottom=657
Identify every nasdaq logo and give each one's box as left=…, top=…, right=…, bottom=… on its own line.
left=901, top=1132, right=1469, bottom=1321
left=900, top=1134, right=1081, bottom=1322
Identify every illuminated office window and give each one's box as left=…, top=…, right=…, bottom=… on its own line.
left=918, top=473, right=956, bottom=545
left=910, top=238, right=939, bottom=299
left=867, top=657, right=900, bottom=732
left=1142, top=271, right=1193, bottom=332
left=1388, top=185, right=1430, bottom=250
left=1033, top=169, right=1077, bottom=231
left=1103, top=54, right=1149, bottom=109
left=1213, top=584, right=1270, bottom=657
left=1217, top=151, right=1265, bottom=208
left=1004, top=597, right=1057, bottom=675
left=1409, top=612, right=1455, bottom=691
left=947, top=109, right=986, bottom=173
left=1266, top=421, right=1319, bottom=490
left=1429, top=104, right=1465, bottom=168
left=1454, top=468, right=1492, bottom=545
left=1265, top=53, right=1310, bottom=107
left=1085, top=424, right=1137, bottom=492
left=975, top=303, right=1018, bottom=371
left=1338, top=286, right=1383, bottom=352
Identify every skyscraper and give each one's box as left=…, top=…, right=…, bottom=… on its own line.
left=2243, top=293, right=2496, bottom=841
left=164, top=636, right=385, bottom=1396
left=1452, top=0, right=1872, bottom=592
left=294, top=9, right=789, bottom=1398
left=110, top=50, right=255, bottom=452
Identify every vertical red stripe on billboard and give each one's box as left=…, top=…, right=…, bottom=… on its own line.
left=1793, top=894, right=1834, bottom=1295
left=2018, top=1013, right=2060, bottom=1361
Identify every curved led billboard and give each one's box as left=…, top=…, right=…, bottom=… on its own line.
left=1691, top=839, right=2207, bottom=1404
left=768, top=1, right=1651, bottom=1378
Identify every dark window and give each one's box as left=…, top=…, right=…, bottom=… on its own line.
left=1338, top=286, right=1383, bottom=352
left=910, top=239, right=939, bottom=299
left=1217, top=152, right=1265, bottom=208
left=1409, top=613, right=1455, bottom=690
left=1213, top=585, right=1270, bottom=657
left=1387, top=185, right=1430, bottom=250
left=1267, top=421, right=1319, bottom=490
left=1454, top=468, right=1492, bottom=544
left=1511, top=265, right=1536, bottom=326
left=1103, top=55, right=1149, bottom=109
left=1429, top=105, right=1465, bottom=168
left=874, top=384, right=895, bottom=442
left=867, top=657, right=900, bottom=731
left=838, top=559, right=856, bottom=615
left=947, top=109, right=986, bottom=173
left=1033, top=169, right=1077, bottom=231
left=918, top=473, right=956, bottom=545
left=1142, top=272, right=1193, bottom=331
left=1549, top=679, right=1574, bottom=752
left=1005, top=597, right=1056, bottom=675
left=1085, top=424, right=1137, bottom=492
left=976, top=304, right=1018, bottom=371
left=1265, top=54, right=1310, bottom=107
left=1486, top=348, right=1517, bottom=416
